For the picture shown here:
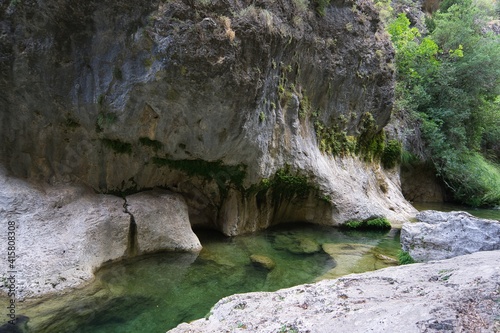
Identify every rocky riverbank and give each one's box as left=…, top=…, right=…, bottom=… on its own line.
left=169, top=250, right=500, bottom=333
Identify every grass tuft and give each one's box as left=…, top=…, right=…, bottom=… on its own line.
left=398, top=250, right=415, bottom=265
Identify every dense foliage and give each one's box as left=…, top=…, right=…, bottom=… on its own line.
left=388, top=0, right=500, bottom=206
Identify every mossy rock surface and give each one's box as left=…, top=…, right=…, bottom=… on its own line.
left=273, top=234, right=322, bottom=254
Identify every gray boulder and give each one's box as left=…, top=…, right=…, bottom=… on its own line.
left=401, top=210, right=500, bottom=261
left=126, top=190, right=202, bottom=254
left=169, top=250, right=500, bottom=333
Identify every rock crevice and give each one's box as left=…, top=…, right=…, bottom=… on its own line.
left=123, top=198, right=138, bottom=257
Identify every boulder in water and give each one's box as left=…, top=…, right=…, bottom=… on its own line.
left=250, top=255, right=276, bottom=270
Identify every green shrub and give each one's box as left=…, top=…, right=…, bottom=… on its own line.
left=344, top=220, right=363, bottom=229
left=314, top=120, right=356, bottom=157
left=398, top=250, right=415, bottom=265
left=249, top=165, right=316, bottom=205
left=366, top=217, right=392, bottom=229
left=292, top=0, right=309, bottom=13
left=401, top=149, right=418, bottom=166
left=259, top=112, right=266, bottom=122
left=382, top=140, right=402, bottom=169
left=272, top=166, right=312, bottom=199
left=356, top=113, right=385, bottom=162
left=96, top=112, right=117, bottom=132
left=389, top=8, right=500, bottom=207
left=65, top=118, right=80, bottom=128
left=441, top=153, right=500, bottom=207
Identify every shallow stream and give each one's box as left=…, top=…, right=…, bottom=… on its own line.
left=17, top=224, right=401, bottom=333
left=14, top=204, right=500, bottom=332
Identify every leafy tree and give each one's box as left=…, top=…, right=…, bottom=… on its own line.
left=389, top=0, right=500, bottom=207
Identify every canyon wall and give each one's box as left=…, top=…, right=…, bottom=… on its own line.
left=0, top=0, right=415, bottom=235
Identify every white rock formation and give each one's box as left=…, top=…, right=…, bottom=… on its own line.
left=126, top=189, right=202, bottom=254
left=0, top=168, right=129, bottom=300
left=169, top=250, right=500, bottom=333
left=0, top=169, right=201, bottom=300
left=401, top=210, right=500, bottom=261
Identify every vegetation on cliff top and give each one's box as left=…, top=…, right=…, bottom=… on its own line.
left=388, top=0, right=500, bottom=207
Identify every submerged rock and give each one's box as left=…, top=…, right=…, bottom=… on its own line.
left=273, top=234, right=321, bottom=254
left=0, top=315, right=29, bottom=333
left=169, top=250, right=500, bottom=333
left=249, top=255, right=276, bottom=271
left=401, top=210, right=500, bottom=261
left=319, top=243, right=397, bottom=279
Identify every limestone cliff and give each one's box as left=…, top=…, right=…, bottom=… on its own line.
left=0, top=0, right=415, bottom=235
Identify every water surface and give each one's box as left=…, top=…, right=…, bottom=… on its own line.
left=18, top=224, right=401, bottom=333
left=413, top=202, right=500, bottom=220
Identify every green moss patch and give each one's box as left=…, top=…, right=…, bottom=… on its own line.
left=342, top=217, right=391, bottom=231
left=96, top=112, right=118, bottom=132
left=313, top=0, right=331, bottom=16
left=101, top=138, right=133, bottom=154
left=249, top=165, right=317, bottom=207
left=398, top=250, right=415, bottom=265
left=139, top=137, right=163, bottom=151
left=356, top=113, right=385, bottom=162
left=151, top=157, right=246, bottom=191
left=65, top=118, right=81, bottom=128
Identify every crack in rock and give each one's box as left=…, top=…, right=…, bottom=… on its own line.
left=123, top=198, right=138, bottom=257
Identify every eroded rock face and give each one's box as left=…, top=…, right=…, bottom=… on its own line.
left=0, top=0, right=416, bottom=233
left=126, top=189, right=202, bottom=254
left=169, top=250, right=500, bottom=333
left=401, top=210, right=500, bottom=261
left=0, top=168, right=201, bottom=299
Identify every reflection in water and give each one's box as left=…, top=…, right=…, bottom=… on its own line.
left=16, top=224, right=402, bottom=333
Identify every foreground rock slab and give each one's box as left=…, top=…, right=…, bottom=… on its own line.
left=169, top=250, right=500, bottom=333
left=401, top=210, right=500, bottom=261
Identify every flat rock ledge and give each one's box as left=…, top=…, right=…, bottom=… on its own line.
left=169, top=250, right=500, bottom=333
left=401, top=210, right=500, bottom=261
